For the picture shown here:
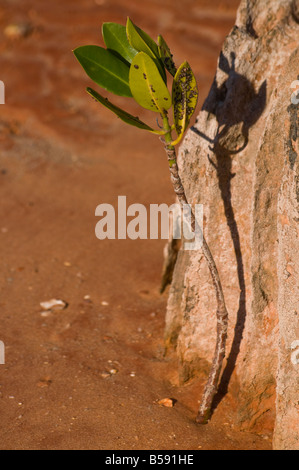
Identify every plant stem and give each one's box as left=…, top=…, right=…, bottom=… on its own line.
left=161, top=111, right=229, bottom=424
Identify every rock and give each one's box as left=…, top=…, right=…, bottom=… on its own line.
left=100, top=372, right=111, bottom=379
left=40, top=299, right=68, bottom=311
left=40, top=311, right=52, bottom=318
left=157, top=398, right=175, bottom=408
left=37, top=377, right=52, bottom=388
left=164, top=0, right=299, bottom=450
left=101, top=369, right=118, bottom=379
left=4, top=23, right=33, bottom=40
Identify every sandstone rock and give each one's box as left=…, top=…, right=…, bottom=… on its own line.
left=165, top=0, right=299, bottom=450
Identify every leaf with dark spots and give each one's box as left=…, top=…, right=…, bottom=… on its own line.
left=171, top=61, right=198, bottom=145
left=158, top=34, right=177, bottom=77
left=129, top=52, right=171, bottom=113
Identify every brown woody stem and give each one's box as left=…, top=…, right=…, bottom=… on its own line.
left=161, top=111, right=229, bottom=424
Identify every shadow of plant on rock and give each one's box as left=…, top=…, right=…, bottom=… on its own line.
left=191, top=50, right=267, bottom=416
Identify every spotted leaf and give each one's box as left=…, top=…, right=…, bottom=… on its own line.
left=158, top=35, right=177, bottom=77
left=129, top=52, right=171, bottom=113
left=171, top=61, right=198, bottom=146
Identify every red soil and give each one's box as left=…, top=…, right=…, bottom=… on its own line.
left=0, top=0, right=271, bottom=449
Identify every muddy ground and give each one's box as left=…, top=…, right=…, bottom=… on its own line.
left=0, top=0, right=271, bottom=450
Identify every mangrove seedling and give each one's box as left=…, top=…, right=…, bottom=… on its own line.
left=73, top=18, right=229, bottom=424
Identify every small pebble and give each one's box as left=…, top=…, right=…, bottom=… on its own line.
left=157, top=398, right=175, bottom=408
left=4, top=23, right=33, bottom=39
left=40, top=299, right=68, bottom=311
left=84, top=295, right=92, bottom=304
left=37, top=377, right=52, bottom=388
left=101, top=373, right=110, bottom=379
left=40, top=311, right=51, bottom=317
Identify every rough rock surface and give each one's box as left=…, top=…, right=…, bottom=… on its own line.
left=165, top=0, right=299, bottom=450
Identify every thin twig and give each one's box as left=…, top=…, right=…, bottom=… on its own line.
left=160, top=114, right=229, bottom=424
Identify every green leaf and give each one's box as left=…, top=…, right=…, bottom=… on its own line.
left=102, top=22, right=138, bottom=65
left=129, top=52, right=172, bottom=113
left=86, top=87, right=164, bottom=134
left=158, top=35, right=177, bottom=77
left=126, top=18, right=166, bottom=82
left=126, top=18, right=159, bottom=60
left=73, top=45, right=132, bottom=97
left=171, top=61, right=199, bottom=146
